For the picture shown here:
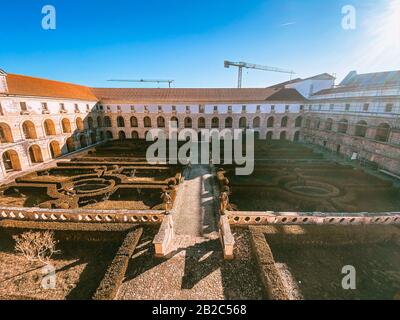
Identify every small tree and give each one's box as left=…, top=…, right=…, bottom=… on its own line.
left=13, top=230, right=60, bottom=263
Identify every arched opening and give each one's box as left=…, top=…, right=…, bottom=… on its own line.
left=2, top=150, right=21, bottom=172
left=239, top=117, right=247, bottom=129
left=76, top=117, right=84, bottom=131
left=61, top=118, right=72, bottom=133
left=131, top=131, right=139, bottom=139
left=198, top=117, right=206, bottom=129
left=355, top=121, right=368, bottom=137
left=90, top=131, right=97, bottom=144
left=325, top=118, right=333, bottom=131
left=87, top=117, right=94, bottom=130
left=130, top=116, right=138, bottom=128
left=171, top=117, right=179, bottom=128
left=0, top=123, right=14, bottom=143
left=211, top=117, right=219, bottom=129
left=267, top=117, right=274, bottom=128
left=144, top=117, right=152, bottom=128
left=280, top=131, right=287, bottom=141
left=97, top=116, right=103, bottom=128
left=118, top=131, right=126, bottom=141
left=49, top=141, right=61, bottom=159
left=99, top=131, right=104, bottom=141
left=66, top=137, right=75, bottom=153
left=253, top=117, right=260, bottom=128
left=117, top=116, right=125, bottom=128
left=104, top=116, right=112, bottom=128
left=305, top=118, right=311, bottom=129
left=375, top=123, right=391, bottom=142
left=266, top=131, right=273, bottom=142
left=314, top=118, right=321, bottom=129
left=79, top=135, right=88, bottom=148
left=295, top=116, right=303, bottom=128
left=28, top=145, right=43, bottom=164
left=338, top=119, right=349, bottom=134
left=281, top=116, right=288, bottom=128
left=22, top=121, right=37, bottom=139
left=254, top=131, right=260, bottom=140
left=225, top=117, right=233, bottom=129
left=106, top=131, right=113, bottom=140
left=44, top=119, right=56, bottom=136
left=294, top=131, right=300, bottom=142
left=184, top=117, right=193, bottom=128
left=157, top=116, right=165, bottom=128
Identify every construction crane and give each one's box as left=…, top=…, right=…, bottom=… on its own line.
left=224, top=60, right=295, bottom=88
left=107, top=79, right=175, bottom=88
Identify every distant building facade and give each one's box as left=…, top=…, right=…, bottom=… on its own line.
left=1, top=68, right=399, bottom=179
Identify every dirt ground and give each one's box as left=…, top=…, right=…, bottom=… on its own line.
left=269, top=241, right=400, bottom=300
left=0, top=232, right=119, bottom=300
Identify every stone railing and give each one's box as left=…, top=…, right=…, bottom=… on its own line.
left=0, top=207, right=165, bottom=224
left=227, top=211, right=400, bottom=226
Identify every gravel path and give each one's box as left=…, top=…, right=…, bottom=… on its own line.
left=116, top=165, right=264, bottom=300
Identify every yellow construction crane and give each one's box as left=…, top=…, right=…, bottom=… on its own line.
left=224, top=60, right=295, bottom=88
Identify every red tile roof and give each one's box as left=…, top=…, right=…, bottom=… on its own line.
left=5, top=73, right=98, bottom=101
left=3, top=72, right=306, bottom=103
left=92, top=87, right=306, bottom=104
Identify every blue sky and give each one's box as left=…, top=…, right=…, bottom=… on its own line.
left=1, top=0, right=399, bottom=88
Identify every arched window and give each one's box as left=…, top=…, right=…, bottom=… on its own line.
left=280, top=131, right=287, bottom=141
left=314, top=118, right=321, bottom=129
left=66, top=137, right=75, bottom=153
left=61, top=118, right=71, bottom=133
left=130, top=116, right=138, bottom=127
left=253, top=117, right=260, bottom=128
left=305, top=118, right=311, bottom=129
left=131, top=131, right=139, bottom=139
left=184, top=117, right=193, bottom=128
left=325, top=118, right=333, bottom=131
left=28, top=145, right=43, bottom=163
left=0, top=123, right=14, bottom=143
left=117, top=116, right=125, bottom=127
left=44, top=119, right=56, bottom=136
left=239, top=117, right=247, bottom=129
left=281, top=116, right=288, bottom=128
left=49, top=141, right=61, bottom=159
left=266, top=131, right=273, bottom=142
left=79, top=135, right=87, bottom=148
left=171, top=117, right=179, bottom=128
left=144, top=117, right=152, bottom=128
left=118, top=131, right=126, bottom=141
left=97, top=116, right=103, bottom=128
left=106, top=131, right=113, bottom=140
left=2, top=150, right=21, bottom=172
left=294, top=131, right=300, bottom=142
left=338, top=119, right=349, bottom=134
left=22, top=121, right=37, bottom=139
left=375, top=123, right=390, bottom=142
left=211, top=117, right=219, bottom=129
left=87, top=117, right=94, bottom=130
left=225, top=117, right=233, bottom=129
left=267, top=116, right=274, bottom=128
left=295, top=116, right=303, bottom=128
left=355, top=121, right=368, bottom=137
left=157, top=116, right=165, bottom=128
left=198, top=117, right=206, bottom=129
left=104, top=116, right=112, bottom=128
left=76, top=117, right=84, bottom=131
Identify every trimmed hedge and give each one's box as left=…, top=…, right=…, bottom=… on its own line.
left=93, top=228, right=143, bottom=300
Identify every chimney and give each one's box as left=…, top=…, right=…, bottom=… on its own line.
left=0, top=69, right=8, bottom=93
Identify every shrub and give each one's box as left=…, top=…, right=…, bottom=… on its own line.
left=13, top=230, right=60, bottom=263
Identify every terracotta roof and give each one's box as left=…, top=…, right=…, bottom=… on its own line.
left=265, top=88, right=307, bottom=102
left=91, top=87, right=306, bottom=104
left=5, top=73, right=98, bottom=101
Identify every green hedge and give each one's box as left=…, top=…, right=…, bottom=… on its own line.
left=93, top=228, right=143, bottom=300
